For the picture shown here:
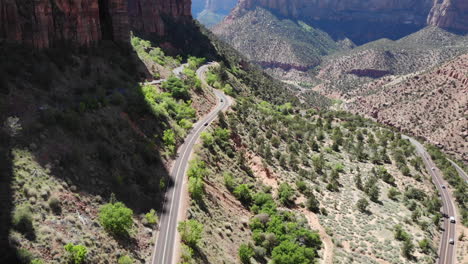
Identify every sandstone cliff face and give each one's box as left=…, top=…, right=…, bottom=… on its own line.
left=237, top=0, right=433, bottom=26
left=0, top=0, right=129, bottom=48
left=128, top=0, right=192, bottom=36
left=427, top=0, right=468, bottom=32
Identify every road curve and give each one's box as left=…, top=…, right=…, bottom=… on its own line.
left=151, top=63, right=230, bottom=264
left=402, top=136, right=456, bottom=264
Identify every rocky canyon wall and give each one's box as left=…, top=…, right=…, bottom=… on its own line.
left=128, top=0, right=192, bottom=36
left=0, top=0, right=129, bottom=48
left=427, top=0, right=468, bottom=32
left=0, top=0, right=193, bottom=48
left=237, top=0, right=433, bottom=27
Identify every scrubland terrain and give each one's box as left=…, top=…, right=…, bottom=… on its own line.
left=179, top=65, right=447, bottom=264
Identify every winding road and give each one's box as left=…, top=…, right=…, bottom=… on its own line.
left=402, top=136, right=457, bottom=264
left=151, top=63, right=230, bottom=264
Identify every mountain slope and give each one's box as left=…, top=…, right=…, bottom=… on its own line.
left=346, top=53, right=468, bottom=162
left=213, top=8, right=340, bottom=73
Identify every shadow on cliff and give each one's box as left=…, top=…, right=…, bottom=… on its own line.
left=132, top=18, right=221, bottom=61
left=0, top=40, right=175, bottom=255
left=0, top=130, right=20, bottom=262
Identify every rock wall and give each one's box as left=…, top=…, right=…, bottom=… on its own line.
left=128, top=0, right=192, bottom=36
left=237, top=0, right=433, bottom=26
left=427, top=0, right=468, bottom=32
left=0, top=0, right=129, bottom=48
left=0, top=0, right=192, bottom=48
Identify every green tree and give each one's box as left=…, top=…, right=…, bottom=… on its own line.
left=118, top=255, right=134, bottom=264
left=99, top=202, right=133, bottom=236
left=178, top=220, right=203, bottom=247
left=64, top=243, right=87, bottom=264
left=278, top=183, right=295, bottom=206
left=238, top=244, right=254, bottom=264
left=234, top=184, right=252, bottom=205
left=388, top=187, right=400, bottom=201
left=306, top=194, right=320, bottom=213
left=163, top=129, right=176, bottom=155
left=162, top=75, right=189, bottom=100
left=356, top=198, right=369, bottom=213
left=402, top=239, right=414, bottom=258
left=418, top=239, right=431, bottom=254
left=271, top=241, right=316, bottom=264
left=189, top=176, right=204, bottom=200
left=144, top=209, right=158, bottom=225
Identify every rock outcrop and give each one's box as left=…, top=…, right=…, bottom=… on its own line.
left=427, top=0, right=468, bottom=32
left=128, top=0, right=192, bottom=36
left=0, top=0, right=129, bottom=48
left=0, top=0, right=193, bottom=48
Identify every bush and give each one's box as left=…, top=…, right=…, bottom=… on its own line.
left=118, top=255, right=134, bottom=264
left=239, top=244, right=254, bottom=264
left=356, top=198, right=369, bottom=213
left=31, top=259, right=45, bottom=264
left=234, top=184, right=252, bottom=205
left=64, top=243, right=87, bottom=264
left=16, top=248, right=33, bottom=264
left=224, top=172, right=236, bottom=191
left=306, top=194, right=320, bottom=213
left=48, top=196, right=61, bottom=214
left=145, top=209, right=158, bottom=226
left=278, top=183, right=295, bottom=206
left=12, top=205, right=34, bottom=238
left=99, top=202, right=133, bottom=236
left=178, top=220, right=203, bottom=247
left=162, top=76, right=189, bottom=100
left=180, top=244, right=194, bottom=263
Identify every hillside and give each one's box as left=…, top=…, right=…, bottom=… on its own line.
left=181, top=67, right=444, bottom=263
left=346, top=53, right=468, bottom=162
left=213, top=8, right=340, bottom=78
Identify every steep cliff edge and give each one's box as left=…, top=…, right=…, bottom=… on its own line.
left=427, top=0, right=468, bottom=32
left=227, top=0, right=433, bottom=44
left=0, top=0, right=129, bottom=48
left=128, top=0, right=192, bottom=36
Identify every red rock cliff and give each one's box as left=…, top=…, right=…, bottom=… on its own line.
left=236, top=0, right=433, bottom=26
left=0, top=0, right=129, bottom=48
left=427, top=0, right=468, bottom=32
left=128, top=0, right=192, bottom=36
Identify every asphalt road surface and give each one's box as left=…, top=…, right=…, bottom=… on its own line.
left=403, top=136, right=456, bottom=264
left=151, top=63, right=230, bottom=264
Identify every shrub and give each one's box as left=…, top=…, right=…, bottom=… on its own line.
left=31, top=259, right=45, bottom=264
left=296, top=181, right=307, bottom=193
left=145, top=209, right=158, bottom=225
left=188, top=176, right=204, bottom=200
left=278, top=183, right=295, bottom=206
left=118, top=255, right=134, bottom=264
left=16, top=248, right=33, bottom=264
left=64, top=243, right=87, bottom=264
left=234, top=184, right=252, bottom=205
left=306, top=194, right=320, bottom=213
left=180, top=244, right=194, bottom=263
left=12, top=205, right=34, bottom=238
left=356, top=198, right=369, bottom=213
left=162, top=76, right=189, bottom=100
left=48, top=196, right=61, bottom=214
left=99, top=202, right=133, bottom=236
left=224, top=172, right=236, bottom=192
left=178, top=220, right=203, bottom=247
left=239, top=244, right=254, bottom=264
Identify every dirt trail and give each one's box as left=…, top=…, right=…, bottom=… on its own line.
left=297, top=197, right=334, bottom=264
